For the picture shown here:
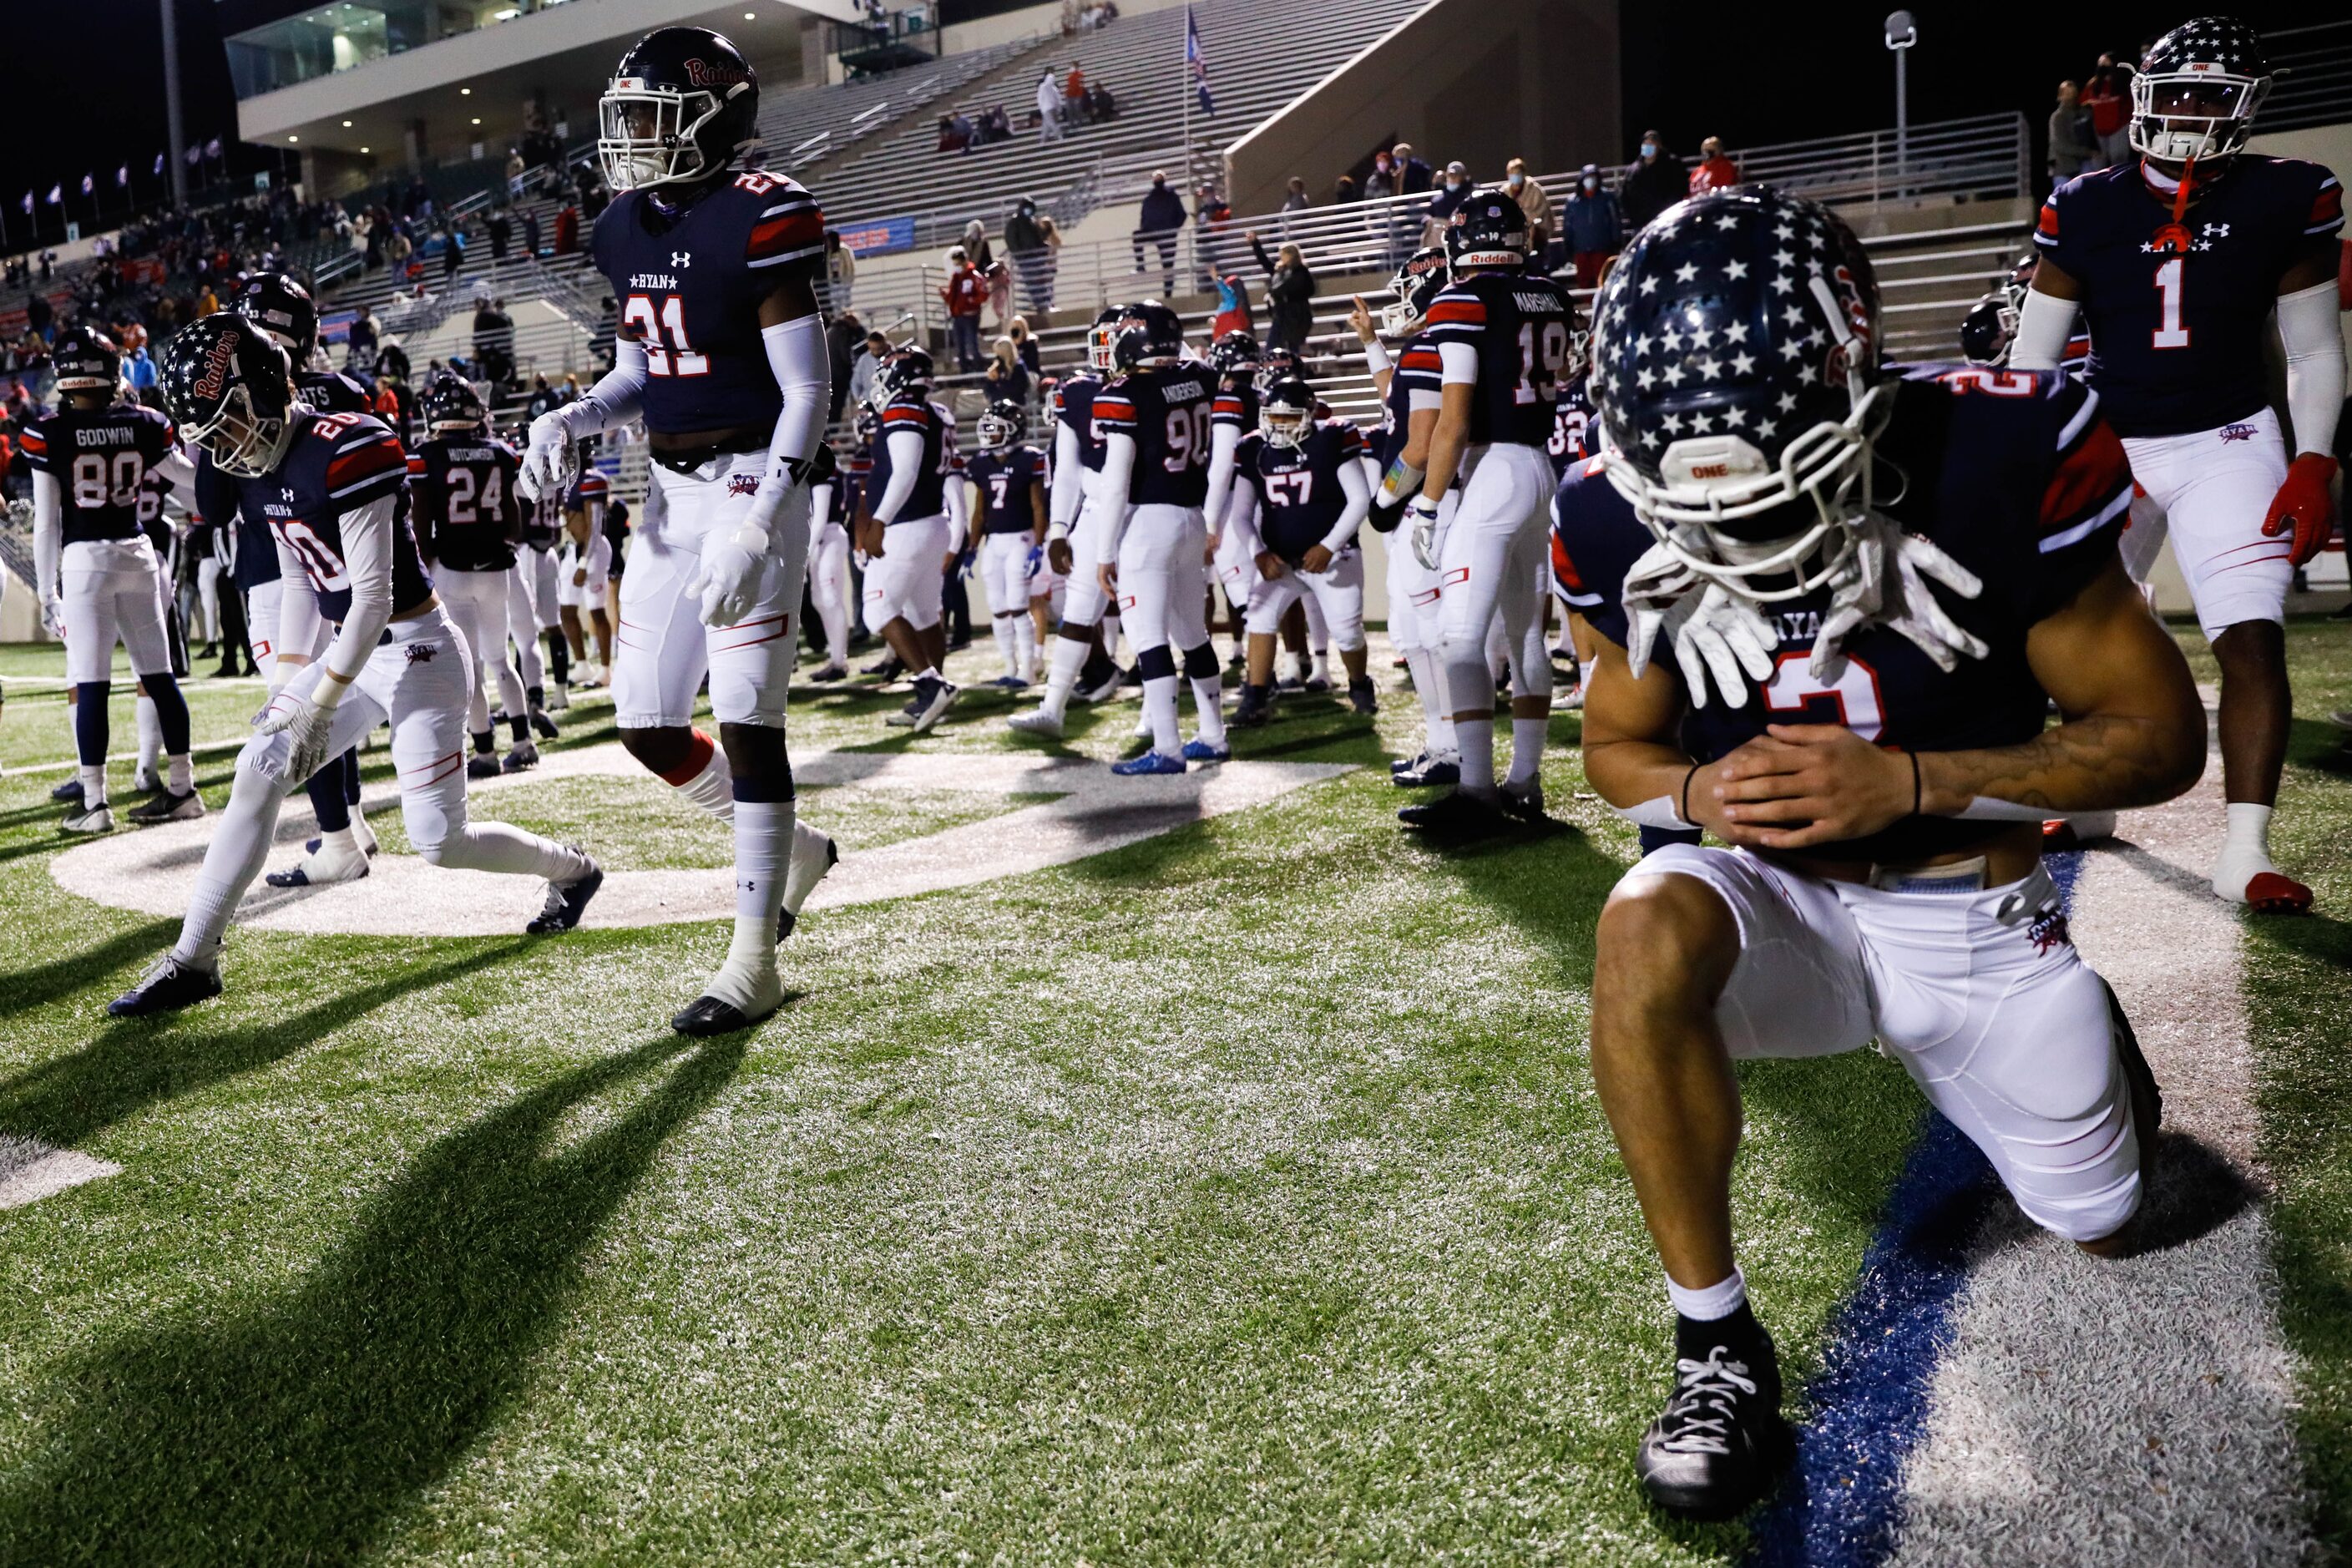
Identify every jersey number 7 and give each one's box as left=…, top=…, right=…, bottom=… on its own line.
left=623, top=294, right=711, bottom=377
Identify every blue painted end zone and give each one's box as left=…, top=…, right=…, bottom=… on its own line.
left=1741, top=849, right=2083, bottom=1566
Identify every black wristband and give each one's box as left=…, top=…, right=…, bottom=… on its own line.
left=1682, top=762, right=1701, bottom=827
left=1908, top=749, right=1922, bottom=817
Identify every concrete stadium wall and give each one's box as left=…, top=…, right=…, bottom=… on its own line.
left=1222, top=0, right=1620, bottom=220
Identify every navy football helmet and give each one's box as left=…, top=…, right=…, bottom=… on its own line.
left=1588, top=186, right=1888, bottom=602
left=1085, top=305, right=1128, bottom=372
left=1259, top=374, right=1315, bottom=449
left=237, top=273, right=323, bottom=367
left=51, top=326, right=120, bottom=395
left=852, top=406, right=879, bottom=449
left=1443, top=188, right=1530, bottom=276
left=1382, top=245, right=1450, bottom=336
left=159, top=312, right=296, bottom=478
left=978, top=397, right=1024, bottom=450
left=1253, top=346, right=1300, bottom=392
left=2132, top=17, right=2272, bottom=165
left=1109, top=300, right=1185, bottom=372
left=1959, top=289, right=2021, bottom=367
left=422, top=372, right=488, bottom=433
left=1209, top=330, right=1262, bottom=374
left=868, top=346, right=934, bottom=411
left=599, top=26, right=761, bottom=192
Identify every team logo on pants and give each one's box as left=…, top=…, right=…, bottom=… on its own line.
left=728, top=473, right=761, bottom=496
left=2219, top=423, right=2258, bottom=443
left=406, top=643, right=438, bottom=664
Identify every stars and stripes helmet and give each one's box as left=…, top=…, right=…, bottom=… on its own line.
left=51, top=326, right=120, bottom=394
left=1259, top=373, right=1315, bottom=448
left=236, top=272, right=323, bottom=367
left=422, top=372, right=488, bottom=433
left=1381, top=245, right=1451, bottom=336
left=599, top=27, right=761, bottom=193
left=1254, top=346, right=1299, bottom=392
left=868, top=346, right=934, bottom=411
left=1085, top=305, right=1128, bottom=372
left=2132, top=18, right=2272, bottom=165
left=1110, top=300, right=1186, bottom=372
left=1443, top=188, right=1529, bottom=276
left=1588, top=185, right=1889, bottom=603
left=978, top=397, right=1024, bottom=450
left=1209, top=330, right=1262, bottom=374
left=160, top=312, right=296, bottom=478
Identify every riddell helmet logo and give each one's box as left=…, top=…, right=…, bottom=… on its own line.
left=682, top=58, right=749, bottom=88
left=193, top=333, right=239, bottom=402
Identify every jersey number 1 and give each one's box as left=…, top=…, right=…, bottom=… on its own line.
left=623, top=294, right=711, bottom=377
left=2151, top=258, right=2191, bottom=350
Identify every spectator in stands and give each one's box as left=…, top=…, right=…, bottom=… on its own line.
left=473, top=296, right=515, bottom=390
left=1247, top=230, right=1313, bottom=354
left=943, top=247, right=987, bottom=371
left=1005, top=195, right=1051, bottom=313
left=1136, top=172, right=1186, bottom=296
left=1211, top=273, right=1253, bottom=341
left=526, top=374, right=560, bottom=422
left=579, top=170, right=610, bottom=223
left=981, top=258, right=1011, bottom=331
left=442, top=225, right=466, bottom=279
left=1505, top=159, right=1553, bottom=263
left=1690, top=137, right=1740, bottom=196
left=2049, top=80, right=2097, bottom=187
left=1065, top=63, right=1086, bottom=119
left=24, top=293, right=53, bottom=338
left=2085, top=54, right=2133, bottom=168
left=826, top=309, right=864, bottom=420
left=1037, top=69, right=1064, bottom=143
left=1424, top=161, right=1473, bottom=245
left=984, top=336, right=1032, bottom=405
left=824, top=230, right=857, bottom=313
left=1085, top=83, right=1116, bottom=123
left=523, top=208, right=542, bottom=257
left=1364, top=150, right=1397, bottom=203
left=1196, top=184, right=1235, bottom=293
left=488, top=206, right=512, bottom=261
left=847, top=330, right=890, bottom=411
left=962, top=219, right=994, bottom=271
left=938, top=113, right=967, bottom=154
left=1561, top=164, right=1622, bottom=288
left=1282, top=177, right=1311, bottom=214
left=346, top=304, right=378, bottom=369
left=554, top=204, right=581, bottom=256
left=1333, top=175, right=1359, bottom=205
left=126, top=343, right=158, bottom=395
left=1392, top=143, right=1434, bottom=196
left=1008, top=315, right=1041, bottom=377
left=1620, top=130, right=1685, bottom=232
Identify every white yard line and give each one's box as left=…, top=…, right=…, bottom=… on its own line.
left=1888, top=718, right=2310, bottom=1567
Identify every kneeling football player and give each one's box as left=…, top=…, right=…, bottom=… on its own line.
left=1563, top=190, right=2207, bottom=1519
left=111, top=314, right=606, bottom=1016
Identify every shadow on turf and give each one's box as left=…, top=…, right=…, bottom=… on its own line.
left=0, top=918, right=182, bottom=1021
left=0, top=940, right=532, bottom=1151
left=0, top=1031, right=746, bottom=1563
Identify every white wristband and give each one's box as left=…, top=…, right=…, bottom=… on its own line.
left=1955, top=796, right=2052, bottom=822
left=1616, top=796, right=1696, bottom=831
left=1363, top=338, right=1393, bottom=376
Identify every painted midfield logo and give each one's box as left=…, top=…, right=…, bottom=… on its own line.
left=2220, top=423, right=2258, bottom=443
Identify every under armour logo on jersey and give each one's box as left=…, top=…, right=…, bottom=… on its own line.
left=2203, top=222, right=2232, bottom=238
left=671, top=251, right=693, bottom=268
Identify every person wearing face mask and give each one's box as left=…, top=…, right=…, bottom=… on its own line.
left=1689, top=136, right=1741, bottom=196
left=1364, top=150, right=1398, bottom=202
left=1134, top=170, right=1187, bottom=295
left=1563, top=163, right=1623, bottom=289
left=1620, top=129, right=1686, bottom=231
left=1423, top=160, right=1473, bottom=246
left=1505, top=159, right=1553, bottom=266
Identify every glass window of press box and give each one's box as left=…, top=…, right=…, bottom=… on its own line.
left=227, top=0, right=577, bottom=97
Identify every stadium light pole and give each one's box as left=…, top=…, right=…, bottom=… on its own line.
left=161, top=0, right=189, bottom=209
left=1884, top=10, right=1916, bottom=198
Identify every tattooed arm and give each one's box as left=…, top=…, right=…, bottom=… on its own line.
left=1707, top=556, right=2206, bottom=851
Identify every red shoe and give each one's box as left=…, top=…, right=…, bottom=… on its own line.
left=2244, top=872, right=2314, bottom=915
left=2041, top=819, right=2081, bottom=852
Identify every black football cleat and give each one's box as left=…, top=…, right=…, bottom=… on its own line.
left=51, top=776, right=84, bottom=803
left=529, top=706, right=560, bottom=739
left=526, top=857, right=604, bottom=933
left=1636, top=1327, right=1786, bottom=1520
left=671, top=994, right=764, bottom=1036
left=1499, top=776, right=1547, bottom=825
left=1230, top=685, right=1274, bottom=728
left=128, top=787, right=207, bottom=826
left=467, top=752, right=502, bottom=781
left=109, top=954, right=223, bottom=1018
left=1348, top=675, right=1378, bottom=716
left=1398, top=789, right=1512, bottom=840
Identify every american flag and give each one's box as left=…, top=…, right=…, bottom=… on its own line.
left=1186, top=7, right=1214, bottom=115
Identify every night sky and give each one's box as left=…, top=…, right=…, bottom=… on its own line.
left=4, top=0, right=2348, bottom=248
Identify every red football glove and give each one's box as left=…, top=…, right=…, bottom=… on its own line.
left=2263, top=453, right=2340, bottom=568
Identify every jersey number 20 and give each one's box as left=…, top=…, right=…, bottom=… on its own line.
left=623, top=294, right=711, bottom=377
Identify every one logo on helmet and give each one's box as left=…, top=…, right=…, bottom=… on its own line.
left=2220, top=423, right=2257, bottom=443
left=192, top=331, right=240, bottom=403
left=682, top=58, right=750, bottom=88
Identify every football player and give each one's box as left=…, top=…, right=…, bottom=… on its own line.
left=964, top=397, right=1049, bottom=687
left=24, top=326, right=200, bottom=831
left=802, top=428, right=857, bottom=681
left=1009, top=306, right=1130, bottom=738
left=409, top=374, right=538, bottom=777
left=508, top=440, right=568, bottom=714
left=2012, top=16, right=2344, bottom=913
left=1200, top=329, right=1263, bottom=663
left=113, top=314, right=605, bottom=1016
left=1224, top=374, right=1375, bottom=725
left=558, top=466, right=615, bottom=690
left=1093, top=301, right=1227, bottom=773
left=1562, top=187, right=2205, bottom=1520
left=1356, top=247, right=1459, bottom=785
left=517, top=26, right=839, bottom=1034
left=855, top=347, right=962, bottom=731
left=1400, top=190, right=1577, bottom=835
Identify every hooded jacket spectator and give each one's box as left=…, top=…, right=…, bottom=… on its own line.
left=1619, top=132, right=1686, bottom=232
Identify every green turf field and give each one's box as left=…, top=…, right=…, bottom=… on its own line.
left=1, top=621, right=2347, bottom=1564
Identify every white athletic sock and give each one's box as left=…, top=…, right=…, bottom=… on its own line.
left=993, top=615, right=1019, bottom=677
left=663, top=731, right=735, bottom=823
left=1404, top=646, right=1446, bottom=755
left=1040, top=633, right=1089, bottom=719
left=2213, top=802, right=2283, bottom=900
left=819, top=598, right=850, bottom=665
left=1455, top=716, right=1496, bottom=797
left=352, top=809, right=379, bottom=856
left=174, top=766, right=287, bottom=969
left=1506, top=716, right=1547, bottom=787
left=1189, top=675, right=1226, bottom=746
left=1141, top=673, right=1181, bottom=755
left=706, top=798, right=792, bottom=1010
left=136, top=694, right=160, bottom=778
left=169, top=753, right=194, bottom=793
left=1100, top=612, right=1122, bottom=662
left=1310, top=650, right=1331, bottom=685
left=1667, top=1267, right=1747, bottom=1323
left=1014, top=615, right=1038, bottom=680
left=79, top=764, right=108, bottom=809
left=435, top=821, right=592, bottom=880
left=318, top=825, right=357, bottom=857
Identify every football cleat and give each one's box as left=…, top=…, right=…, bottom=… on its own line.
left=908, top=677, right=960, bottom=734
left=132, top=765, right=162, bottom=795
left=546, top=684, right=571, bottom=711
left=529, top=706, right=560, bottom=739
left=352, top=811, right=380, bottom=857
left=1348, top=676, right=1378, bottom=716
left=1303, top=674, right=1332, bottom=695
left=862, top=652, right=904, bottom=680
left=1181, top=736, right=1231, bottom=762
left=1110, top=750, right=1186, bottom=776
left=806, top=660, right=850, bottom=683
left=50, top=776, right=84, bottom=803
left=2243, top=872, right=2314, bottom=916
left=503, top=740, right=541, bottom=773
left=1398, top=789, right=1510, bottom=838
left=671, top=994, right=767, bottom=1036
left=776, top=822, right=839, bottom=941
left=266, top=835, right=372, bottom=888
left=526, top=856, right=604, bottom=933
left=108, top=953, right=223, bottom=1018
left=1006, top=706, right=1066, bottom=739
left=990, top=674, right=1032, bottom=690
left=128, top=787, right=206, bottom=826
left=1230, top=687, right=1274, bottom=728
left=62, top=803, right=115, bottom=834
left=1552, top=683, right=1586, bottom=712
left=1391, top=752, right=1423, bottom=775
left=1500, top=776, right=1547, bottom=824
left=1077, top=665, right=1124, bottom=705
left=1636, top=1329, right=1786, bottom=1520
left=1393, top=754, right=1462, bottom=789
left=467, top=753, right=503, bottom=781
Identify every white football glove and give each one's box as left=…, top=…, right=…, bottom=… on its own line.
left=517, top=412, right=579, bottom=503
left=1407, top=495, right=1442, bottom=571
left=686, top=519, right=774, bottom=628
left=1812, top=514, right=1987, bottom=682
left=41, top=595, right=66, bottom=641
left=253, top=683, right=337, bottom=783
left=1621, top=539, right=1779, bottom=711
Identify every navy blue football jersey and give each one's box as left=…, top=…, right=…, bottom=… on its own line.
left=1211, top=373, right=1259, bottom=443
left=867, top=397, right=949, bottom=522
left=1555, top=365, right=2134, bottom=862
left=518, top=478, right=565, bottom=550
left=1237, top=421, right=1368, bottom=563
left=298, top=367, right=377, bottom=417
left=409, top=436, right=521, bottom=572
left=965, top=445, right=1045, bottom=535
left=2034, top=155, right=2344, bottom=437
left=234, top=410, right=430, bottom=623
left=1423, top=271, right=1578, bottom=447
left=1547, top=369, right=1596, bottom=478
left=1055, top=372, right=1106, bottom=473
left=1093, top=363, right=1214, bottom=508
left=193, top=448, right=280, bottom=591
left=589, top=169, right=826, bottom=435
left=20, top=402, right=176, bottom=544
left=1376, top=335, right=1444, bottom=471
